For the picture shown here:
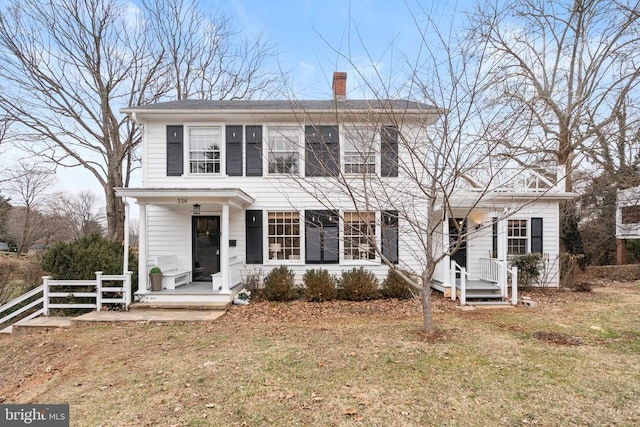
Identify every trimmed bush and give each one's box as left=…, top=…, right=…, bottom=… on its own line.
left=303, top=269, right=337, bottom=302
left=41, top=233, right=139, bottom=292
left=338, top=267, right=379, bottom=301
left=263, top=265, right=297, bottom=302
left=510, top=253, right=543, bottom=290
left=381, top=269, right=414, bottom=299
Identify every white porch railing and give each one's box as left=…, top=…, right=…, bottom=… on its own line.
left=480, top=258, right=519, bottom=305
left=212, top=257, right=245, bottom=293
left=450, top=261, right=469, bottom=305
left=462, top=166, right=564, bottom=193
left=0, top=272, right=132, bottom=326
left=479, top=257, right=499, bottom=283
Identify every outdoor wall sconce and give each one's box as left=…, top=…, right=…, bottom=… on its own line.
left=193, top=204, right=201, bottom=214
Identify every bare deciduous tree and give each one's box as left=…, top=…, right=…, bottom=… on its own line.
left=3, top=163, right=56, bottom=254
left=469, top=0, right=640, bottom=192
left=278, top=5, right=547, bottom=333
left=48, top=191, right=105, bottom=240
left=0, top=0, right=280, bottom=241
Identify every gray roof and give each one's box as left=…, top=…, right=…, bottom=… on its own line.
left=123, top=99, right=438, bottom=114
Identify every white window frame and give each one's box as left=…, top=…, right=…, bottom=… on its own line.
left=507, top=219, right=528, bottom=255
left=342, top=125, right=378, bottom=175
left=267, top=211, right=302, bottom=262
left=185, top=124, right=224, bottom=176
left=343, top=211, right=377, bottom=261
left=266, top=125, right=301, bottom=175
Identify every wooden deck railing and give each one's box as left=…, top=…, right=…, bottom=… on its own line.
left=0, top=272, right=132, bottom=327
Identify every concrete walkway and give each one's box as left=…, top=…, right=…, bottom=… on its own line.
left=1, top=309, right=227, bottom=335
left=75, top=309, right=226, bottom=323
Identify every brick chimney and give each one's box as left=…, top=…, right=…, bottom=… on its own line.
left=332, top=72, right=347, bottom=101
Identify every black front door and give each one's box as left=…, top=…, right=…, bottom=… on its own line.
left=449, top=218, right=467, bottom=270
left=192, top=216, right=220, bottom=281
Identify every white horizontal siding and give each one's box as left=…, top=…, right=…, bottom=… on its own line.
left=464, top=202, right=560, bottom=287
left=137, top=118, right=563, bottom=289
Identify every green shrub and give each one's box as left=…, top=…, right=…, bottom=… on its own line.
left=338, top=267, right=379, bottom=301
left=41, top=233, right=139, bottom=292
left=149, top=266, right=161, bottom=274
left=381, top=269, right=414, bottom=299
left=263, top=265, right=297, bottom=302
left=510, top=253, right=543, bottom=290
left=303, top=269, right=337, bottom=302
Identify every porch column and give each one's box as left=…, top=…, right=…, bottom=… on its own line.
left=123, top=199, right=130, bottom=274
left=497, top=216, right=507, bottom=262
left=443, top=216, right=452, bottom=298
left=138, top=202, right=148, bottom=293
left=497, top=216, right=508, bottom=292
left=220, top=203, right=230, bottom=294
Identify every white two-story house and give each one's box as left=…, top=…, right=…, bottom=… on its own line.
left=117, top=72, right=575, bottom=304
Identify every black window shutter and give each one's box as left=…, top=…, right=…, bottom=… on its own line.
left=246, top=210, right=263, bottom=264
left=167, top=125, right=184, bottom=176
left=305, top=125, right=339, bottom=177
left=246, top=125, right=262, bottom=176
left=492, top=217, right=498, bottom=258
left=531, top=217, right=543, bottom=254
left=305, top=210, right=339, bottom=264
left=381, top=126, right=398, bottom=177
left=226, top=126, right=243, bottom=176
left=382, top=211, right=399, bottom=264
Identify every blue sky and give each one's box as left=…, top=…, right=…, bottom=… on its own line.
left=4, top=0, right=477, bottom=201
left=225, top=0, right=474, bottom=99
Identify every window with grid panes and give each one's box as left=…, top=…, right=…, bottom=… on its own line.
left=268, top=127, right=300, bottom=174
left=344, top=211, right=376, bottom=260
left=507, top=219, right=528, bottom=255
left=189, top=127, right=222, bottom=174
left=268, top=212, right=300, bottom=260
left=344, top=126, right=376, bottom=174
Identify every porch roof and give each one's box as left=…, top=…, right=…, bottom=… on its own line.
left=447, top=190, right=578, bottom=208
left=114, top=187, right=255, bottom=208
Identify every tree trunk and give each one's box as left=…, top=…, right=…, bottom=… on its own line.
left=104, top=162, right=125, bottom=241
left=421, top=268, right=435, bottom=334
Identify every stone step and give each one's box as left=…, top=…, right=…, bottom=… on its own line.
left=7, top=317, right=74, bottom=335
left=130, top=301, right=229, bottom=311
left=466, top=301, right=513, bottom=308
left=464, top=293, right=505, bottom=299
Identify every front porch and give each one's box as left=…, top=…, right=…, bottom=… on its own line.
left=115, top=187, right=255, bottom=300
left=136, top=280, right=245, bottom=304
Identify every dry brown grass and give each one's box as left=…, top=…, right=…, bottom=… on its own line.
left=0, top=283, right=639, bottom=426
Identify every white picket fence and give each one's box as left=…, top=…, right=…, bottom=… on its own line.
left=0, top=272, right=132, bottom=326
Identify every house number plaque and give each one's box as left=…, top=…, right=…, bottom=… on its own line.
left=177, top=198, right=188, bottom=204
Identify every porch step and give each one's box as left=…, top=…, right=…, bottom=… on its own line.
left=5, top=317, right=74, bottom=335
left=130, top=301, right=229, bottom=311
left=464, top=293, right=504, bottom=299
left=465, top=301, right=513, bottom=308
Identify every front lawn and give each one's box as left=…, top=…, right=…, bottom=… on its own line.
left=0, top=283, right=638, bottom=426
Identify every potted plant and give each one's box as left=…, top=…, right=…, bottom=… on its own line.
left=149, top=266, right=163, bottom=291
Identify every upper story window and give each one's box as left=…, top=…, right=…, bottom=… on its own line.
left=189, top=127, right=222, bottom=174
left=268, top=126, right=300, bottom=174
left=507, top=219, right=527, bottom=255
left=344, top=126, right=376, bottom=174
